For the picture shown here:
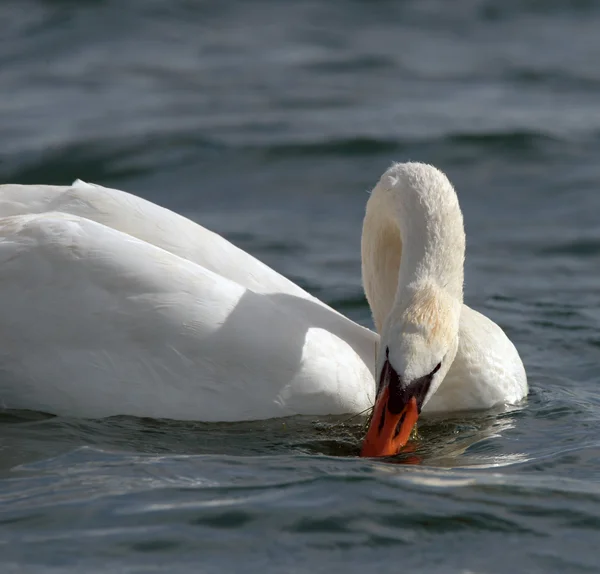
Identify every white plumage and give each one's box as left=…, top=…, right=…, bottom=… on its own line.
left=0, top=163, right=526, bottom=420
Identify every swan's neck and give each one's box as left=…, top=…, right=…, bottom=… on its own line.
left=361, top=163, right=465, bottom=333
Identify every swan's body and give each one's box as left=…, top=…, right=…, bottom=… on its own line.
left=0, top=164, right=526, bottom=424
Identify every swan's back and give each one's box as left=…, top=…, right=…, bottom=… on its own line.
left=0, top=181, right=315, bottom=300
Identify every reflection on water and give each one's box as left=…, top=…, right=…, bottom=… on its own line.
left=0, top=405, right=527, bottom=472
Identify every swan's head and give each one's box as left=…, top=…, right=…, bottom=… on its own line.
left=361, top=284, right=461, bottom=457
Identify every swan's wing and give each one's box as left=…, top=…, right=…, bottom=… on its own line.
left=425, top=304, right=528, bottom=413
left=0, top=213, right=374, bottom=420
left=0, top=181, right=315, bottom=300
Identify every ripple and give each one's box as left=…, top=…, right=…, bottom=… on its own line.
left=540, top=238, right=600, bottom=257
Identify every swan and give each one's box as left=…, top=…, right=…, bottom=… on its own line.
left=0, top=162, right=527, bottom=456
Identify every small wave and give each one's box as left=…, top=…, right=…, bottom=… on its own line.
left=445, top=130, right=562, bottom=152
left=260, top=137, right=401, bottom=158
left=506, top=67, right=600, bottom=90
left=539, top=238, right=600, bottom=258
left=257, top=130, right=566, bottom=160
left=1, top=126, right=583, bottom=186
left=0, top=135, right=222, bottom=185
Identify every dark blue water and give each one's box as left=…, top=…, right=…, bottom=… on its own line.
left=2, top=1, right=600, bottom=572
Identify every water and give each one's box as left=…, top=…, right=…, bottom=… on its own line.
left=2, top=0, right=600, bottom=571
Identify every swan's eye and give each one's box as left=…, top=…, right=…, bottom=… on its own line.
left=385, top=346, right=389, bottom=359
left=431, top=362, right=442, bottom=375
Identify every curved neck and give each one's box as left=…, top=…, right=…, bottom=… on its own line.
left=361, top=163, right=465, bottom=333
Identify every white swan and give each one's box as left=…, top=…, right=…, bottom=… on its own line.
left=0, top=162, right=526, bottom=456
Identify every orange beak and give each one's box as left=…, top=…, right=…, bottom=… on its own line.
left=360, top=387, right=419, bottom=457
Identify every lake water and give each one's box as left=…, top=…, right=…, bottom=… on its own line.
left=2, top=1, right=600, bottom=572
